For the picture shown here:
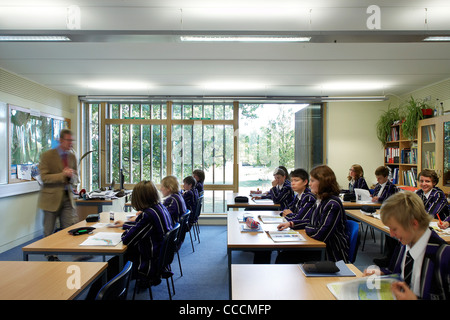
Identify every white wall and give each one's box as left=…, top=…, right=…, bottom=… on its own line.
left=0, top=68, right=77, bottom=253
left=326, top=100, right=389, bottom=189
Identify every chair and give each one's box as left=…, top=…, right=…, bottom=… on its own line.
left=134, top=223, right=180, bottom=300
left=346, top=220, right=360, bottom=263
left=95, top=261, right=133, bottom=300
left=192, top=195, right=204, bottom=243
left=176, top=210, right=193, bottom=276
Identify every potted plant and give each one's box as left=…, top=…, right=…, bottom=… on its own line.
left=376, top=105, right=402, bottom=146
left=401, top=96, right=428, bottom=140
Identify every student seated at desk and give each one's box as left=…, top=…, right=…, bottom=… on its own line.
left=193, top=169, right=205, bottom=195
left=256, top=167, right=294, bottom=210
left=276, top=165, right=349, bottom=263
left=161, top=175, right=187, bottom=224
left=371, top=166, right=400, bottom=267
left=278, top=168, right=316, bottom=229
left=372, top=166, right=398, bottom=203
left=347, top=164, right=369, bottom=193
left=415, top=169, right=449, bottom=220
left=364, top=191, right=450, bottom=300
left=182, top=175, right=199, bottom=228
left=87, top=180, right=173, bottom=299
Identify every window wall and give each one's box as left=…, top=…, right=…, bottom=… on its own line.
left=80, top=101, right=238, bottom=213
left=80, top=100, right=323, bottom=213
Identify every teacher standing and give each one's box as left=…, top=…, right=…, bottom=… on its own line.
left=38, top=129, right=79, bottom=260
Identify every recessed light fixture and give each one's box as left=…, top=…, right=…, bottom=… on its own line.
left=423, top=36, right=450, bottom=42
left=0, top=36, right=71, bottom=42
left=180, top=36, right=311, bottom=42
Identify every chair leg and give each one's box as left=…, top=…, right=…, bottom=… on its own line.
left=188, top=229, right=195, bottom=252
left=195, top=222, right=200, bottom=243
left=148, top=286, right=153, bottom=300
left=166, top=278, right=172, bottom=300
left=362, top=224, right=369, bottom=251
left=176, top=250, right=183, bottom=276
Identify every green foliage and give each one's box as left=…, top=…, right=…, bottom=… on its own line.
left=376, top=105, right=402, bottom=146
left=401, top=96, right=427, bottom=140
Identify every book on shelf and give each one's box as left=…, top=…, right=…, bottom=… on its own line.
left=385, top=147, right=399, bottom=163
left=400, top=148, right=417, bottom=164
left=401, top=168, right=417, bottom=187
left=423, top=151, right=436, bottom=169
left=387, top=126, right=399, bottom=142
left=423, top=126, right=436, bottom=142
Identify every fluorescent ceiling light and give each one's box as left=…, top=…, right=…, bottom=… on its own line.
left=203, top=82, right=266, bottom=90
left=320, top=82, right=387, bottom=91
left=180, top=36, right=310, bottom=42
left=0, top=36, right=71, bottom=42
left=423, top=36, right=450, bottom=42
left=84, top=81, right=151, bottom=90
left=322, top=96, right=387, bottom=102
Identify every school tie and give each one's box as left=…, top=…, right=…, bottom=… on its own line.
left=404, top=250, right=414, bottom=287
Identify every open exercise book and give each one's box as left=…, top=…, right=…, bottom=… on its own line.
left=258, top=215, right=284, bottom=224
left=267, top=230, right=306, bottom=242
left=80, top=232, right=122, bottom=246
left=327, top=274, right=402, bottom=300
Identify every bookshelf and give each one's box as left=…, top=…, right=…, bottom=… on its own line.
left=384, top=124, right=418, bottom=187
left=418, top=114, right=450, bottom=194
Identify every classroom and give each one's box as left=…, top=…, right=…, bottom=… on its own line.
left=0, top=1, right=449, bottom=304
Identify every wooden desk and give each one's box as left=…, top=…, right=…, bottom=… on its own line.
left=23, top=212, right=127, bottom=267
left=227, top=211, right=326, bottom=264
left=231, top=264, right=363, bottom=300
left=226, top=193, right=280, bottom=211
left=76, top=199, right=113, bottom=220
left=342, top=201, right=381, bottom=210
left=346, top=209, right=450, bottom=244
left=0, top=261, right=107, bottom=300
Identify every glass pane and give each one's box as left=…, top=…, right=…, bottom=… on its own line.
left=183, top=104, right=193, bottom=120
left=214, top=104, right=225, bottom=120
left=131, top=124, right=141, bottom=183
left=141, top=104, right=150, bottom=119
left=130, top=104, right=140, bottom=118
left=238, top=103, right=316, bottom=195
left=182, top=124, right=193, bottom=177
left=204, top=104, right=214, bottom=119
left=421, top=124, right=436, bottom=170
left=193, top=105, right=203, bottom=119
left=225, top=104, right=233, bottom=120
left=172, top=104, right=182, bottom=119
left=110, top=104, right=120, bottom=119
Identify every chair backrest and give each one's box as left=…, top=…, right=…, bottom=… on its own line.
left=95, top=261, right=133, bottom=300
left=158, top=223, right=180, bottom=273
left=176, top=210, right=190, bottom=249
left=193, top=195, right=204, bottom=221
left=346, top=220, right=360, bottom=263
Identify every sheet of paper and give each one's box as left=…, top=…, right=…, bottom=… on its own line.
left=80, top=232, right=122, bottom=246
left=354, top=188, right=372, bottom=202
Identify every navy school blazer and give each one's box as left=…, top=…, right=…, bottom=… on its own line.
left=349, top=177, right=369, bottom=193
left=263, top=179, right=295, bottom=210
left=383, top=230, right=450, bottom=300
left=285, top=188, right=317, bottom=229
left=416, top=187, right=449, bottom=220
left=372, top=180, right=398, bottom=203
left=163, top=192, right=187, bottom=224
left=305, top=195, right=349, bottom=263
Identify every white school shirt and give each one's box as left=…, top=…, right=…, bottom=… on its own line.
left=402, top=228, right=431, bottom=297
left=376, top=181, right=387, bottom=197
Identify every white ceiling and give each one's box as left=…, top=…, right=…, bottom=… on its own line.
left=1, top=0, right=450, bottom=100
